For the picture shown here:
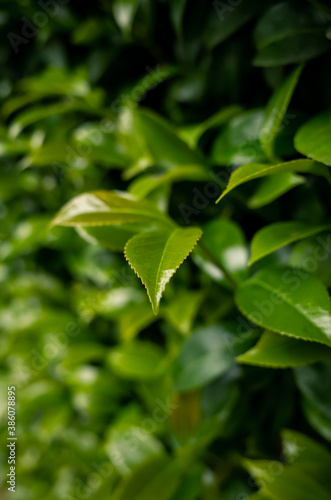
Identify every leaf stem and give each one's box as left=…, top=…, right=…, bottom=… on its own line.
left=198, top=241, right=238, bottom=289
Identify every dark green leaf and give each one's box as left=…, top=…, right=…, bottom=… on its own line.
left=294, top=111, right=331, bottom=166
left=235, top=266, right=331, bottom=346
left=249, top=222, right=331, bottom=265
left=247, top=172, right=305, bottom=209
left=237, top=330, right=330, bottom=368
left=173, top=324, right=258, bottom=391
left=260, top=64, right=303, bottom=160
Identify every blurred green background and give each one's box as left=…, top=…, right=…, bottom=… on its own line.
left=1, top=0, right=331, bottom=499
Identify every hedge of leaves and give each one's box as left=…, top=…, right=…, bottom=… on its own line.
left=1, top=0, right=331, bottom=499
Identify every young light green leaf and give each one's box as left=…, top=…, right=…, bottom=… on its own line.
left=237, top=330, right=331, bottom=368
left=235, top=266, right=331, bottom=347
left=247, top=172, right=305, bottom=209
left=294, top=111, right=331, bottom=166
left=216, top=159, right=330, bottom=202
left=249, top=222, right=331, bottom=265
left=51, top=190, right=175, bottom=229
left=124, top=226, right=202, bottom=314
left=260, top=64, right=303, bottom=160
left=108, top=341, right=166, bottom=380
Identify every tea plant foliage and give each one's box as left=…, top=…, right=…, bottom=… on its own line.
left=2, top=0, right=331, bottom=498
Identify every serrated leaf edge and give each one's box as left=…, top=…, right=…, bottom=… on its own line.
left=124, top=228, right=202, bottom=315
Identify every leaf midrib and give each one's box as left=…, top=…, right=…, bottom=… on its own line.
left=154, top=229, right=177, bottom=300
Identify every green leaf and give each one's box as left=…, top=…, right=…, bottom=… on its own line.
left=173, top=324, right=258, bottom=391
left=254, top=33, right=331, bottom=67
left=119, top=302, right=157, bottom=341
left=51, top=190, right=175, bottom=229
left=113, top=455, right=182, bottom=500
left=9, top=101, right=86, bottom=137
left=216, top=159, right=330, bottom=202
left=135, top=108, right=205, bottom=168
left=163, top=290, right=203, bottom=335
left=106, top=423, right=164, bottom=475
left=294, top=111, right=331, bottom=166
left=254, top=2, right=328, bottom=50
left=237, top=330, right=330, bottom=368
left=249, top=222, right=331, bottom=265
left=113, top=0, right=139, bottom=37
left=124, top=226, right=202, bottom=314
left=204, top=0, right=263, bottom=49
left=211, top=109, right=267, bottom=166
left=194, top=218, right=248, bottom=285
left=76, top=225, right=139, bottom=252
left=245, top=459, right=331, bottom=500
left=0, top=215, right=50, bottom=261
left=295, top=359, right=331, bottom=419
left=247, top=494, right=271, bottom=500
left=235, top=266, right=331, bottom=346
left=301, top=396, right=331, bottom=442
left=282, top=428, right=331, bottom=469
left=260, top=64, right=303, bottom=160
left=253, top=2, right=331, bottom=67
left=171, top=466, right=203, bottom=500
left=73, top=122, right=130, bottom=167
left=128, top=165, right=209, bottom=199
left=294, top=359, right=331, bottom=441
left=281, top=430, right=331, bottom=493
left=108, top=341, right=166, bottom=380
left=290, top=236, right=331, bottom=288
left=178, top=105, right=242, bottom=148
left=247, top=172, right=305, bottom=209
left=170, top=0, right=188, bottom=38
